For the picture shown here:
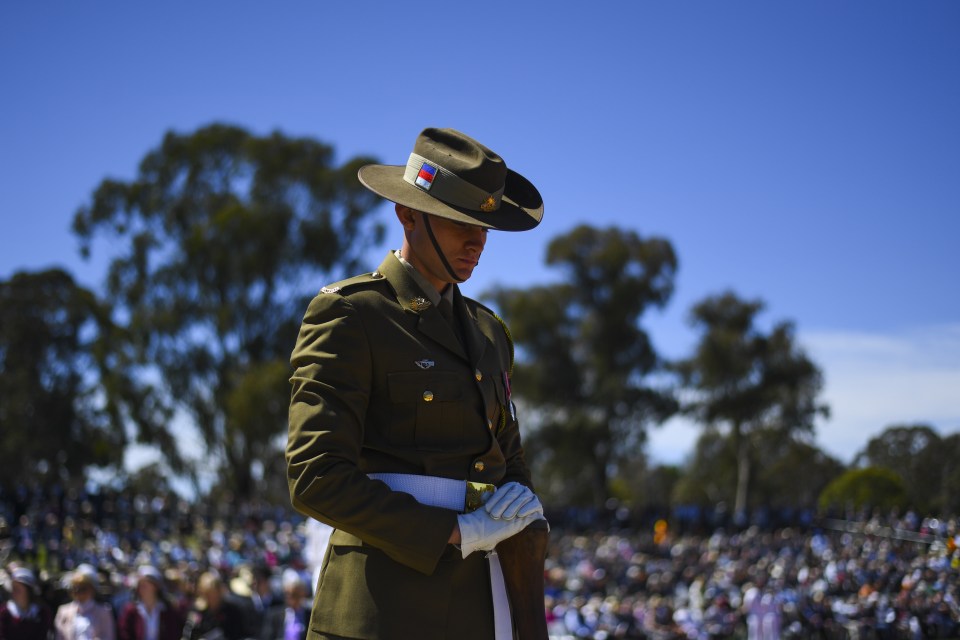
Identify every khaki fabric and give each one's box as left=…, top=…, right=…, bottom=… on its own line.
left=287, top=251, right=532, bottom=639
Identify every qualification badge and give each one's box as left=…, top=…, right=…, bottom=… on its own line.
left=410, top=297, right=431, bottom=311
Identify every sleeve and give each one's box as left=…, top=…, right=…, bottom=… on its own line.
left=257, top=609, right=275, bottom=640
left=286, top=293, right=458, bottom=576
left=99, top=607, right=116, bottom=640
left=488, top=312, right=535, bottom=492
left=54, top=607, right=67, bottom=640
left=164, top=608, right=185, bottom=640
left=496, top=404, right=533, bottom=490
left=43, top=606, right=55, bottom=640
left=497, top=373, right=536, bottom=491
left=116, top=606, right=132, bottom=640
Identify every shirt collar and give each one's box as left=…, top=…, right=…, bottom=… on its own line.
left=137, top=601, right=165, bottom=615
left=394, top=250, right=456, bottom=307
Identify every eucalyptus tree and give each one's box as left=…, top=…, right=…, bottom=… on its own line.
left=818, top=467, right=907, bottom=512
left=0, top=269, right=124, bottom=486
left=673, top=426, right=843, bottom=511
left=72, top=124, right=383, bottom=497
left=488, top=225, right=678, bottom=507
left=855, top=424, right=954, bottom=513
left=674, top=292, right=828, bottom=518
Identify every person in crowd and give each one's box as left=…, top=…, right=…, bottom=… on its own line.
left=258, top=572, right=309, bottom=640
left=2, top=483, right=958, bottom=638
left=156, top=571, right=190, bottom=622
left=0, top=567, right=52, bottom=640
left=180, top=573, right=243, bottom=640
left=117, top=566, right=183, bottom=640
left=54, top=567, right=114, bottom=640
left=227, top=566, right=276, bottom=639
left=247, top=566, right=277, bottom=617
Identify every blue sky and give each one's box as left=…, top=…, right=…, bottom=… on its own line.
left=2, top=1, right=958, bottom=468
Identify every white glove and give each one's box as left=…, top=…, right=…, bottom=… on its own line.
left=484, top=482, right=543, bottom=520
left=457, top=508, right=543, bottom=558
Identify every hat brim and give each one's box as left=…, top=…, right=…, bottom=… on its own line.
left=12, top=576, right=40, bottom=594
left=138, top=574, right=164, bottom=588
left=358, top=164, right=543, bottom=232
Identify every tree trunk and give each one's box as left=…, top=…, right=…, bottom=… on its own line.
left=733, top=421, right=750, bottom=521
left=593, top=445, right=609, bottom=509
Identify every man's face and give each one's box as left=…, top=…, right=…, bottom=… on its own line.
left=137, top=578, right=159, bottom=602
left=71, top=582, right=93, bottom=603
left=397, top=206, right=488, bottom=291
left=284, top=585, right=305, bottom=607
left=11, top=582, right=29, bottom=606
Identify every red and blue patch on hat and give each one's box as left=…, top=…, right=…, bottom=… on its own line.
left=415, top=163, right=437, bottom=190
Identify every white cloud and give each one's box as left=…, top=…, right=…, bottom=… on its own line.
left=647, top=324, right=960, bottom=466
left=801, top=324, right=960, bottom=462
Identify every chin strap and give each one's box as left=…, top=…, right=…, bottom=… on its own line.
left=422, top=213, right=465, bottom=283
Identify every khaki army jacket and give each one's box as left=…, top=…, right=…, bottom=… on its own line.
left=286, top=251, right=532, bottom=578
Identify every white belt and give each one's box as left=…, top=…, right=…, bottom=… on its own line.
left=369, top=472, right=513, bottom=640
left=368, top=472, right=494, bottom=512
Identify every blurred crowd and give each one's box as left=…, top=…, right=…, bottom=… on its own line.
left=1, top=484, right=958, bottom=640
left=0, top=485, right=315, bottom=640
left=543, top=511, right=959, bottom=639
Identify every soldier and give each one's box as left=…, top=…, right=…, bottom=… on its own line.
left=287, top=127, right=547, bottom=639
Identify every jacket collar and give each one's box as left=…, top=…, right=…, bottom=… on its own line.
left=377, top=252, right=487, bottom=364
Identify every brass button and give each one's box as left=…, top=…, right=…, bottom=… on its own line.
left=473, top=460, right=485, bottom=472
left=422, top=390, right=434, bottom=402
left=475, top=369, right=483, bottom=382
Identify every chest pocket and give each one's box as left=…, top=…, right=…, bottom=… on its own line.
left=388, top=371, right=464, bottom=451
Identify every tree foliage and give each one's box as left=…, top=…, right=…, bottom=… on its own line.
left=488, top=225, right=678, bottom=507
left=672, top=426, right=843, bottom=510
left=753, top=430, right=844, bottom=507
left=71, top=123, right=384, bottom=498
left=855, top=424, right=959, bottom=514
left=938, top=433, right=960, bottom=515
left=674, top=292, right=829, bottom=517
left=0, top=269, right=124, bottom=486
left=671, top=429, right=738, bottom=506
left=818, top=467, right=907, bottom=512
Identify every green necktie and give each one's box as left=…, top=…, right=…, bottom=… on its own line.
left=439, top=297, right=464, bottom=347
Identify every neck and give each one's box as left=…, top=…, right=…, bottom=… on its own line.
left=399, top=245, right=449, bottom=293
left=400, top=242, right=450, bottom=293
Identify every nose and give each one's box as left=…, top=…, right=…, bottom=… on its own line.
left=465, top=225, right=487, bottom=249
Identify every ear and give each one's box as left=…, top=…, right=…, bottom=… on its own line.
left=395, top=204, right=417, bottom=229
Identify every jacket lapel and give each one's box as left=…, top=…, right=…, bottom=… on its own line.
left=378, top=253, right=467, bottom=358
left=453, top=286, right=488, bottom=366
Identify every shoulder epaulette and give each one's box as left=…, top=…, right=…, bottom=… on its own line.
left=319, top=270, right=387, bottom=296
